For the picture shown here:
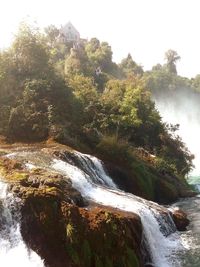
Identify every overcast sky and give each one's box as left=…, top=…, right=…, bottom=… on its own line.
left=1, top=0, right=200, bottom=78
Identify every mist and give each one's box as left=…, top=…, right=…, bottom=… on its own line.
left=153, top=88, right=200, bottom=176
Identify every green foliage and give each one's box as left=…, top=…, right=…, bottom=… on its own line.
left=119, top=53, right=143, bottom=77
left=191, top=74, right=200, bottom=92
left=0, top=22, right=194, bottom=181
left=131, top=160, right=155, bottom=199
left=154, top=157, right=177, bottom=175
left=85, top=38, right=113, bottom=72
left=11, top=22, right=52, bottom=80
left=44, top=25, right=59, bottom=47
left=68, top=74, right=98, bottom=106
left=65, top=46, right=91, bottom=76
left=158, top=124, right=194, bottom=176
left=96, top=136, right=130, bottom=163
left=164, top=49, right=180, bottom=75
left=0, top=106, right=10, bottom=135
left=99, top=77, right=163, bottom=151
left=119, top=77, right=158, bottom=127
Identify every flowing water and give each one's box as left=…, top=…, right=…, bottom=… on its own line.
left=154, top=96, right=200, bottom=176
left=0, top=180, right=44, bottom=267
left=173, top=176, right=200, bottom=267
left=51, top=151, right=185, bottom=267
left=1, top=148, right=193, bottom=266
left=154, top=95, right=200, bottom=266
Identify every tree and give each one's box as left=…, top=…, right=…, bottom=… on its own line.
left=100, top=80, right=126, bottom=135
left=12, top=23, right=52, bottom=80
left=44, top=25, right=59, bottom=47
left=151, top=63, right=163, bottom=71
left=85, top=38, right=113, bottom=73
left=99, top=77, right=162, bottom=144
left=64, top=46, right=91, bottom=77
left=119, top=54, right=143, bottom=77
left=0, top=50, right=19, bottom=102
left=68, top=74, right=98, bottom=106
left=144, top=68, right=175, bottom=97
left=164, top=49, right=180, bottom=75
left=191, top=74, right=200, bottom=92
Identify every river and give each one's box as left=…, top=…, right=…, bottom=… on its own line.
left=153, top=91, right=200, bottom=266
left=173, top=176, right=200, bottom=267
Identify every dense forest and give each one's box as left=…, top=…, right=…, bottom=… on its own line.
left=0, top=22, right=198, bottom=184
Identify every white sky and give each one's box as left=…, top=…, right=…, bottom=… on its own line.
left=1, top=0, right=200, bottom=78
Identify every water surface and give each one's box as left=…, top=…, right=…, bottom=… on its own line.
left=175, top=176, right=200, bottom=266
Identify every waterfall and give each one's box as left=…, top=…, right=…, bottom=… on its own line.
left=0, top=180, right=44, bottom=267
left=186, top=175, right=200, bottom=193
left=52, top=151, right=184, bottom=267
left=153, top=94, right=200, bottom=176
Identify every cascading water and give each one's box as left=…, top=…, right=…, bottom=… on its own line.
left=153, top=92, right=200, bottom=176
left=52, top=151, right=184, bottom=267
left=3, top=148, right=187, bottom=266
left=153, top=91, right=200, bottom=266
left=0, top=180, right=44, bottom=267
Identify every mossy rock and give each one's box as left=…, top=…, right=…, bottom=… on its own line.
left=155, top=178, right=178, bottom=203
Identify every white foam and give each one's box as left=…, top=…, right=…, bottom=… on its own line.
left=155, top=98, right=200, bottom=176
left=52, top=157, right=185, bottom=267
left=25, top=162, right=36, bottom=170
left=0, top=181, right=44, bottom=267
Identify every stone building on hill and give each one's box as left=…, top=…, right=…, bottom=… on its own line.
left=59, top=22, right=80, bottom=43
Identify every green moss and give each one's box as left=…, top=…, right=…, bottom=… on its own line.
left=105, top=257, right=113, bottom=267
left=0, top=160, right=28, bottom=182
left=162, top=180, right=178, bottom=197
left=156, top=179, right=178, bottom=203
left=82, top=240, right=92, bottom=267
left=126, top=247, right=139, bottom=267
left=131, top=160, right=155, bottom=199
left=95, top=255, right=104, bottom=267
left=45, top=187, right=59, bottom=193
left=2, top=170, right=28, bottom=183
left=96, top=137, right=159, bottom=200
left=67, top=244, right=80, bottom=265
left=114, top=257, right=126, bottom=267
left=11, top=172, right=28, bottom=181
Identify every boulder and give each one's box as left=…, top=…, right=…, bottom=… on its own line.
left=172, top=209, right=190, bottom=231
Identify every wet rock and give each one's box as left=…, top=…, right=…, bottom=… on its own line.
left=21, top=202, right=145, bottom=267
left=0, top=156, right=85, bottom=207
left=172, top=209, right=190, bottom=231
left=0, top=157, right=23, bottom=172
left=0, top=200, right=6, bottom=228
